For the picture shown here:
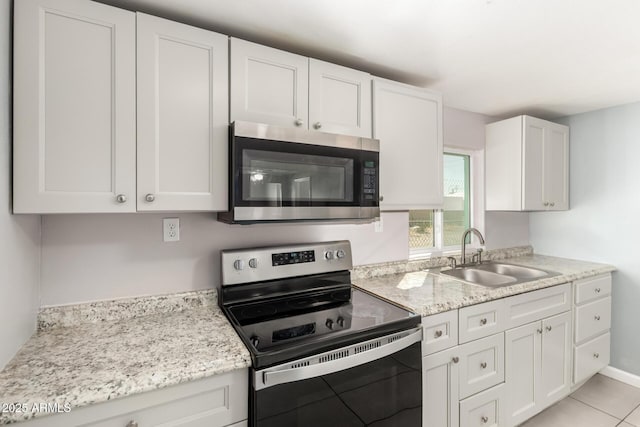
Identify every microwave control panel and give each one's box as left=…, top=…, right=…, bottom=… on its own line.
left=363, top=160, right=378, bottom=201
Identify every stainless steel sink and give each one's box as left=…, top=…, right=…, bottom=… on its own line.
left=441, top=262, right=559, bottom=288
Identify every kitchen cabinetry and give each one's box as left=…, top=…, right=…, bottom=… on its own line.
left=573, top=273, right=612, bottom=385
left=504, top=311, right=571, bottom=427
left=373, top=78, right=443, bottom=210
left=20, top=369, right=248, bottom=427
left=230, top=39, right=372, bottom=137
left=137, top=13, right=228, bottom=211
left=486, top=115, right=569, bottom=211
left=13, top=0, right=136, bottom=213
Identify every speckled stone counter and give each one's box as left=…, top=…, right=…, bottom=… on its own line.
left=0, top=290, right=251, bottom=425
left=354, top=254, right=616, bottom=316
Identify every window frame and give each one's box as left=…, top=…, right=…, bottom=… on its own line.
left=409, top=147, right=485, bottom=259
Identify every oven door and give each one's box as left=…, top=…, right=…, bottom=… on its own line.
left=251, top=327, right=422, bottom=427
left=229, top=121, right=379, bottom=222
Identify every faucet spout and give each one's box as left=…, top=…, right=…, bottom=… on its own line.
left=461, top=228, right=485, bottom=266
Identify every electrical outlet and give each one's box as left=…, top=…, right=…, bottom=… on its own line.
left=163, top=218, right=180, bottom=242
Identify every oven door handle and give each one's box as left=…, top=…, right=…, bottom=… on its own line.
left=256, top=327, right=422, bottom=391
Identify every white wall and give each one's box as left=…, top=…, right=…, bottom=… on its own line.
left=0, top=0, right=41, bottom=369
left=530, top=102, right=640, bottom=375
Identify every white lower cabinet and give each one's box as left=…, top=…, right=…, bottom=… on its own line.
left=504, top=311, right=571, bottom=427
left=459, top=383, right=506, bottom=427
left=20, top=369, right=248, bottom=427
left=424, top=346, right=460, bottom=427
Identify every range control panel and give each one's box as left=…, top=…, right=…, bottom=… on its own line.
left=221, top=240, right=352, bottom=286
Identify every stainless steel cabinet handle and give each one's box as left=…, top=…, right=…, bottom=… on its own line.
left=434, top=330, right=443, bottom=338
left=480, top=318, right=488, bottom=325
left=595, top=315, right=601, bottom=321
left=126, top=421, right=138, bottom=427
left=544, top=202, right=550, bottom=206
left=116, top=194, right=127, bottom=203
left=313, top=122, right=322, bottom=130
left=481, top=416, right=489, bottom=424
left=295, top=118, right=304, bottom=127
left=546, top=325, right=552, bottom=332
left=145, top=193, right=155, bottom=202
left=480, top=362, right=487, bottom=369
left=452, top=356, right=459, bottom=364
left=594, top=353, right=600, bottom=359
left=379, top=195, right=384, bottom=202
left=550, top=202, right=555, bottom=207
left=537, top=328, right=543, bottom=334
left=595, top=288, right=601, bottom=293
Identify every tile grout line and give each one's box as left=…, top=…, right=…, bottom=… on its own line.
left=621, top=402, right=640, bottom=425
left=568, top=396, right=623, bottom=422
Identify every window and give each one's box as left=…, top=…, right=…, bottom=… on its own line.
left=409, top=152, right=472, bottom=255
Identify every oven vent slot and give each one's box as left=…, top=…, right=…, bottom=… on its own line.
left=354, top=340, right=381, bottom=354
left=290, top=361, right=310, bottom=369
left=387, top=334, right=403, bottom=343
left=319, top=350, right=350, bottom=363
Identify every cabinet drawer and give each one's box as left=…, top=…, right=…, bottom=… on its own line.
left=574, top=333, right=610, bottom=385
left=422, top=310, right=459, bottom=355
left=459, top=383, right=505, bottom=427
left=575, top=297, right=611, bottom=344
left=459, top=300, right=505, bottom=344
left=459, top=333, right=505, bottom=399
left=505, top=283, right=571, bottom=329
left=575, top=274, right=612, bottom=305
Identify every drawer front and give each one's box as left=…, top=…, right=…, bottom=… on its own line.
left=505, top=283, right=571, bottom=329
left=575, top=274, right=612, bottom=305
left=575, top=297, right=611, bottom=344
left=459, top=333, right=505, bottom=399
left=459, top=299, right=505, bottom=344
left=459, top=383, right=505, bottom=427
left=574, top=332, right=610, bottom=385
left=422, top=310, right=459, bottom=355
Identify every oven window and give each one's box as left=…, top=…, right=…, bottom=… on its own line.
left=253, top=342, right=421, bottom=426
left=242, top=149, right=354, bottom=204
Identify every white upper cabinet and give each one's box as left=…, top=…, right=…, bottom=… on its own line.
left=486, top=115, right=569, bottom=211
left=308, top=59, right=371, bottom=137
left=13, top=0, right=136, bottom=213
left=373, top=78, right=443, bottom=210
left=230, top=39, right=372, bottom=137
left=136, top=13, right=229, bottom=212
left=230, top=38, right=309, bottom=129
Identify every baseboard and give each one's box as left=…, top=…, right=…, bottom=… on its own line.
left=600, top=365, right=640, bottom=388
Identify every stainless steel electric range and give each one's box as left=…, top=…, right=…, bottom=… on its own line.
left=219, top=241, right=423, bottom=427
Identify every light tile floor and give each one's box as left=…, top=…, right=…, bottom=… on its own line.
left=521, top=374, right=640, bottom=427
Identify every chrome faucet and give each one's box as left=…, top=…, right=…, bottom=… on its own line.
left=461, top=228, right=485, bottom=266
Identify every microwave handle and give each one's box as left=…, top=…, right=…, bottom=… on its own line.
left=256, top=327, right=422, bottom=391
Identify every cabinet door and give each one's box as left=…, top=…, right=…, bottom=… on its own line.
left=373, top=79, right=443, bottom=210
left=137, top=13, right=229, bottom=211
left=539, top=312, right=571, bottom=408
left=543, top=123, right=569, bottom=210
left=505, top=321, right=541, bottom=427
left=458, top=333, right=505, bottom=400
left=230, top=38, right=308, bottom=128
left=423, top=347, right=460, bottom=427
left=13, top=0, right=136, bottom=213
left=308, top=59, right=371, bottom=137
left=522, top=116, right=546, bottom=211
left=459, top=384, right=505, bottom=427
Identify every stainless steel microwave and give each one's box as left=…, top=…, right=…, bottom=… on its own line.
left=218, top=121, right=380, bottom=224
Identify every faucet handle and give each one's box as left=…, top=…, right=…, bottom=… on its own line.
left=447, top=257, right=457, bottom=269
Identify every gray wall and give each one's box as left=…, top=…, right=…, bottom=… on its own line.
left=0, top=0, right=41, bottom=369
left=530, top=101, right=640, bottom=375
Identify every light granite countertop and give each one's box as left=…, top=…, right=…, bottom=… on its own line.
left=0, top=290, right=251, bottom=425
left=354, top=254, right=616, bottom=316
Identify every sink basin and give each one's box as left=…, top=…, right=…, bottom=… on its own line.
left=441, top=262, right=559, bottom=288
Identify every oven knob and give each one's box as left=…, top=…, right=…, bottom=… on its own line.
left=324, top=251, right=334, bottom=260
left=336, top=249, right=346, bottom=259
left=250, top=336, right=260, bottom=348
left=248, top=258, right=258, bottom=269
left=233, top=259, right=245, bottom=271
left=337, top=317, right=345, bottom=327
left=326, top=319, right=334, bottom=329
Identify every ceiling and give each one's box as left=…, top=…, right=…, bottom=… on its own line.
left=97, top=0, right=640, bottom=119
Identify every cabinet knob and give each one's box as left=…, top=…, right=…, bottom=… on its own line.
left=595, top=288, right=601, bottom=293
left=295, top=118, right=304, bottom=127
left=126, top=422, right=138, bottom=427
left=544, top=202, right=550, bottom=206
left=546, top=325, right=552, bottom=332
left=480, top=318, right=488, bottom=326
left=537, top=328, right=543, bottom=334
left=481, top=416, right=489, bottom=424
left=379, top=195, right=384, bottom=202
left=313, top=122, right=322, bottom=130
left=480, top=362, right=487, bottom=369
left=145, top=193, right=155, bottom=202
left=594, top=353, right=600, bottom=359
left=434, top=330, right=443, bottom=338
left=452, top=356, right=459, bottom=364
left=116, top=194, right=127, bottom=203
left=594, top=315, right=601, bottom=321
left=550, top=202, right=555, bottom=207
